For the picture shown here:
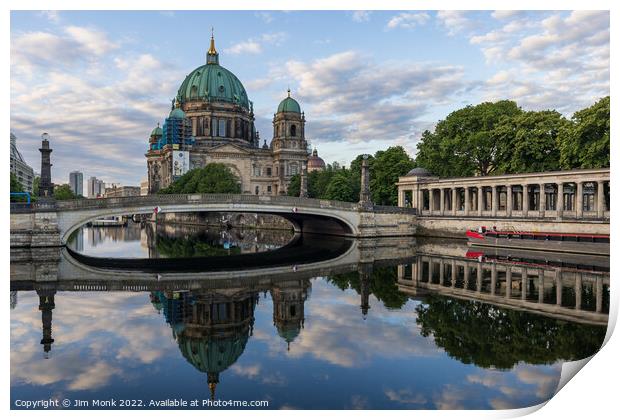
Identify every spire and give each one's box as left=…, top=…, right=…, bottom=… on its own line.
left=207, top=27, right=219, bottom=65
left=287, top=87, right=291, bottom=97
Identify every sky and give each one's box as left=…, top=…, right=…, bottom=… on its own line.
left=10, top=10, right=610, bottom=187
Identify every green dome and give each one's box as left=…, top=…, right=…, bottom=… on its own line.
left=150, top=125, right=163, bottom=137
left=277, top=94, right=301, bottom=114
left=169, top=107, right=186, bottom=119
left=177, top=63, right=250, bottom=110
left=177, top=333, right=249, bottom=375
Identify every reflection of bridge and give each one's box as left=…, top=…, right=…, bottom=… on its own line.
left=397, top=253, right=609, bottom=325
left=10, top=194, right=417, bottom=247
left=10, top=236, right=418, bottom=286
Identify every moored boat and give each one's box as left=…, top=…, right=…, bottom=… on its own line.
left=466, top=227, right=609, bottom=256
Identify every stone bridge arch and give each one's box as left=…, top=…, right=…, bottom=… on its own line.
left=56, top=194, right=361, bottom=245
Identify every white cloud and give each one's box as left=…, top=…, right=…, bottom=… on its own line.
left=281, top=50, right=474, bottom=147
left=471, top=10, right=609, bottom=114
left=352, top=11, right=371, bottom=23
left=255, top=11, right=274, bottom=24
left=436, top=11, right=471, bottom=36
left=11, top=25, right=178, bottom=185
left=40, top=10, right=60, bottom=23
left=225, top=32, right=287, bottom=55
left=386, top=12, right=430, bottom=30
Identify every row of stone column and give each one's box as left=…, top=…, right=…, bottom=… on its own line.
left=414, top=180, right=608, bottom=219
left=405, top=258, right=606, bottom=313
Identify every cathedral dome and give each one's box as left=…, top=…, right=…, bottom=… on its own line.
left=150, top=124, right=163, bottom=137
left=277, top=90, right=301, bottom=113
left=169, top=107, right=186, bottom=119
left=176, top=36, right=250, bottom=110
left=308, top=148, right=325, bottom=172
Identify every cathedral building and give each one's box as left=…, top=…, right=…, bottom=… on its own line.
left=146, top=34, right=324, bottom=195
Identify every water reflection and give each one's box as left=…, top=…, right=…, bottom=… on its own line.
left=11, top=224, right=610, bottom=409
left=68, top=222, right=296, bottom=259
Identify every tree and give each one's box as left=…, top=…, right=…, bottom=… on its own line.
left=558, top=96, right=610, bottom=169
left=159, top=163, right=241, bottom=194
left=495, top=110, right=567, bottom=173
left=416, top=295, right=606, bottom=369
left=415, top=100, right=522, bottom=177
left=32, top=176, right=40, bottom=197
left=323, top=170, right=355, bottom=202
left=53, top=184, right=77, bottom=200
left=370, top=146, right=414, bottom=205
left=287, top=174, right=301, bottom=197
left=328, top=266, right=409, bottom=310
left=10, top=173, right=24, bottom=192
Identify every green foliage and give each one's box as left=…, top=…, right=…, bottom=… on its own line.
left=416, top=100, right=522, bottom=177
left=328, top=266, right=409, bottom=310
left=286, top=148, right=413, bottom=206
left=10, top=173, right=28, bottom=202
left=10, top=173, right=24, bottom=192
left=159, top=163, right=241, bottom=194
left=370, top=146, right=414, bottom=205
left=287, top=174, right=301, bottom=197
left=559, top=96, right=610, bottom=169
left=156, top=235, right=241, bottom=258
left=495, top=110, right=567, bottom=173
left=415, top=97, right=610, bottom=177
left=32, top=176, right=40, bottom=197
left=324, top=170, right=355, bottom=201
left=416, top=295, right=606, bottom=369
left=53, top=184, right=77, bottom=200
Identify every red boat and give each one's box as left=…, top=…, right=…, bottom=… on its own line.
left=466, top=227, right=609, bottom=256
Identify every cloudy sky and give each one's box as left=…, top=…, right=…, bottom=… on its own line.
left=10, top=10, right=609, bottom=187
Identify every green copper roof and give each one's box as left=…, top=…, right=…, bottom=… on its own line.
left=277, top=93, right=301, bottom=114
left=177, top=63, right=250, bottom=110
left=169, top=107, right=186, bottom=119
left=150, top=125, right=163, bottom=137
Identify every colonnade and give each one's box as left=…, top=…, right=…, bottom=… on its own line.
left=397, top=168, right=610, bottom=220
left=397, top=255, right=609, bottom=325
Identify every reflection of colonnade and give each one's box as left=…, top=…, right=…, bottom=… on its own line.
left=398, top=168, right=610, bottom=221
left=398, top=254, right=609, bottom=325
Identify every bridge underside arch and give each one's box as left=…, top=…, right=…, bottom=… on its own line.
left=60, top=206, right=357, bottom=245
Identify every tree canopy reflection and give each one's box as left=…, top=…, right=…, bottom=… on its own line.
left=415, top=295, right=607, bottom=369
left=328, top=266, right=409, bottom=310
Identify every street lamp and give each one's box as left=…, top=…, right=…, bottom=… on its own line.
left=41, top=132, right=50, bottom=142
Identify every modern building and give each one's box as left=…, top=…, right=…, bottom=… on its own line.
left=104, top=185, right=141, bottom=198
left=10, top=132, right=35, bottom=193
left=87, top=176, right=105, bottom=198
left=69, top=171, right=83, bottom=197
left=146, top=33, right=325, bottom=196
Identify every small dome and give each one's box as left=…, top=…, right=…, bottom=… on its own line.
left=277, top=90, right=301, bottom=113
left=406, top=167, right=432, bottom=177
left=150, top=124, right=163, bottom=137
left=308, top=148, right=325, bottom=171
left=169, top=107, right=186, bottom=119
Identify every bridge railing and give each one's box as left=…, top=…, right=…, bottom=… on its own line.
left=11, top=194, right=418, bottom=215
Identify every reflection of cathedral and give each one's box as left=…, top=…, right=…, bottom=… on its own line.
left=271, top=279, right=310, bottom=351
left=150, top=279, right=311, bottom=398
left=146, top=33, right=325, bottom=195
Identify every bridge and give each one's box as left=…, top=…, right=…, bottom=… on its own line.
left=10, top=193, right=417, bottom=248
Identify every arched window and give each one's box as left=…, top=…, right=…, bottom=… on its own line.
left=291, top=124, right=297, bottom=137
left=255, top=186, right=260, bottom=195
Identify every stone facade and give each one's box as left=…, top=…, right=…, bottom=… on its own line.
left=145, top=36, right=324, bottom=196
